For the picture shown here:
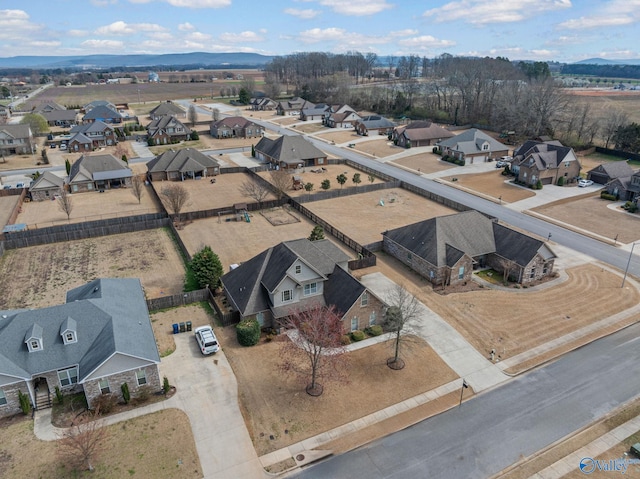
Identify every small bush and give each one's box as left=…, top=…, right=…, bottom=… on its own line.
left=133, top=386, right=151, bottom=405
left=92, top=393, right=118, bottom=415
left=162, top=376, right=170, bottom=395
left=365, top=325, right=383, bottom=336
left=121, top=383, right=130, bottom=404
left=535, top=180, right=543, bottom=190
left=629, top=203, right=638, bottom=213
left=340, top=334, right=352, bottom=345
left=557, top=176, right=565, bottom=186
left=351, top=330, right=365, bottom=342
left=18, top=390, right=31, bottom=415
left=600, top=192, right=617, bottom=201
left=190, top=131, right=199, bottom=140
left=236, top=318, right=260, bottom=346
left=55, top=385, right=64, bottom=405
left=147, top=138, right=155, bottom=146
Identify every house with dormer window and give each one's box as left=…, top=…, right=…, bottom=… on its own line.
left=0, top=278, right=161, bottom=418
left=511, top=139, right=581, bottom=186
left=147, top=115, right=191, bottom=144
left=437, top=128, right=509, bottom=165
left=221, top=239, right=386, bottom=333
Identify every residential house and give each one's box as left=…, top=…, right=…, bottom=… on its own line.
left=34, top=102, right=66, bottom=114
left=0, top=125, right=35, bottom=156
left=82, top=104, right=123, bottom=125
left=437, top=128, right=509, bottom=165
left=147, top=115, right=191, bottom=145
left=354, top=115, right=395, bottom=136
left=325, top=110, right=361, bottom=129
left=254, top=135, right=327, bottom=168
left=149, top=101, right=186, bottom=120
left=0, top=105, right=11, bottom=121
left=209, top=116, right=263, bottom=139
left=249, top=97, right=277, bottom=111
left=146, top=148, right=220, bottom=181
left=393, top=121, right=454, bottom=148
left=383, top=210, right=556, bottom=286
left=300, top=104, right=330, bottom=121
left=276, top=97, right=315, bottom=116
left=0, top=278, right=160, bottom=417
left=68, top=120, right=116, bottom=151
left=28, top=171, right=65, bottom=201
left=40, top=109, right=78, bottom=128
left=221, top=238, right=386, bottom=332
left=68, top=154, right=132, bottom=193
left=511, top=139, right=581, bottom=186
left=605, top=171, right=640, bottom=201
left=587, top=161, right=634, bottom=185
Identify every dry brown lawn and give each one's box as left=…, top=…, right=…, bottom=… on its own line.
left=392, top=153, right=458, bottom=174
left=216, top=326, right=458, bottom=456
left=316, top=130, right=360, bottom=144
left=293, top=123, right=327, bottom=134
left=0, top=228, right=185, bottom=309
left=269, top=116, right=299, bottom=125
left=17, top=184, right=162, bottom=227
left=0, top=152, right=42, bottom=172
left=350, top=138, right=404, bottom=158
left=0, top=195, right=19, bottom=227
left=533, top=195, right=640, bottom=244
left=442, top=170, right=536, bottom=203
left=0, top=409, right=200, bottom=479
left=306, top=187, right=456, bottom=244
left=151, top=303, right=214, bottom=358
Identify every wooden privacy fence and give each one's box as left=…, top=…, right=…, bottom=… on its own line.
left=146, top=288, right=211, bottom=312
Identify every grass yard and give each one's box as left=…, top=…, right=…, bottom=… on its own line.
left=0, top=409, right=200, bottom=479
left=0, top=228, right=186, bottom=309
left=217, top=326, right=458, bottom=456
left=441, top=170, right=536, bottom=203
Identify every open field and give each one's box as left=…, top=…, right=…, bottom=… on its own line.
left=532, top=195, right=640, bottom=244
left=349, top=138, right=403, bottom=158
left=151, top=303, right=214, bottom=358
left=0, top=228, right=185, bottom=309
left=216, top=326, right=459, bottom=456
left=16, top=183, right=161, bottom=227
left=155, top=172, right=277, bottom=214
left=177, top=207, right=334, bottom=269
left=0, top=409, right=200, bottom=479
left=316, top=129, right=361, bottom=144
left=306, top=187, right=457, bottom=245
left=566, top=89, right=640, bottom=124
left=441, top=170, right=537, bottom=203
left=392, top=152, right=458, bottom=174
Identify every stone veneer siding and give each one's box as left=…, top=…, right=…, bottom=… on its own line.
left=0, top=380, right=29, bottom=417
left=342, top=292, right=386, bottom=333
left=83, top=364, right=161, bottom=409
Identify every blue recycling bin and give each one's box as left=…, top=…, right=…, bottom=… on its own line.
left=172, top=323, right=179, bottom=334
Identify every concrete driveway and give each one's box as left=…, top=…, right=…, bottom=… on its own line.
left=159, top=333, right=266, bottom=479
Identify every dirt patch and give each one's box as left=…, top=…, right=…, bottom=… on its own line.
left=441, top=170, right=536, bottom=203
left=261, top=207, right=300, bottom=226
left=306, top=187, right=456, bottom=245
left=0, top=409, right=200, bottom=479
left=532, top=195, right=640, bottom=244
left=151, top=303, right=215, bottom=358
left=217, top=326, right=458, bottom=456
left=0, top=228, right=185, bottom=309
left=392, top=153, right=458, bottom=174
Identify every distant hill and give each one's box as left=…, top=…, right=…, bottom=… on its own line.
left=0, top=52, right=274, bottom=69
left=574, top=58, right=640, bottom=66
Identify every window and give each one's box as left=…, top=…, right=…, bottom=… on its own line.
left=136, top=370, right=147, bottom=386
left=482, top=143, right=489, bottom=151
left=64, top=332, right=76, bottom=344
left=281, top=290, right=293, bottom=302
left=458, top=266, right=465, bottom=280
left=58, top=367, right=78, bottom=387
left=256, top=311, right=265, bottom=327
left=543, top=264, right=549, bottom=275
left=303, top=283, right=317, bottom=296
left=0, top=389, right=7, bottom=406
left=361, top=291, right=369, bottom=307
left=99, top=379, right=110, bottom=394
left=30, top=340, right=40, bottom=350
left=530, top=268, right=536, bottom=279
left=351, top=317, right=358, bottom=332
left=369, top=311, right=376, bottom=326
left=295, top=265, right=301, bottom=274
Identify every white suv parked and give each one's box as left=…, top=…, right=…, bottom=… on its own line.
left=194, top=326, right=219, bottom=355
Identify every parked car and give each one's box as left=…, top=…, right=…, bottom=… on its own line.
left=194, top=325, right=219, bottom=355
left=50, top=143, right=56, bottom=149
left=578, top=179, right=594, bottom=187
left=495, top=160, right=508, bottom=168
left=59, top=143, right=67, bottom=150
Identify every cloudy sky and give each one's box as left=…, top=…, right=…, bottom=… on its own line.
left=1, top=0, right=638, bottom=62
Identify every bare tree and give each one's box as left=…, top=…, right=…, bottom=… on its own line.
left=384, top=283, right=421, bottom=370
left=57, top=188, right=73, bottom=220
left=211, top=108, right=220, bottom=121
left=270, top=169, right=292, bottom=199
left=187, top=104, right=197, bottom=127
left=239, top=179, right=270, bottom=207
left=280, top=304, right=348, bottom=396
left=494, top=257, right=516, bottom=285
left=601, top=108, right=629, bottom=149
left=57, top=414, right=108, bottom=472
left=130, top=174, right=145, bottom=204
left=161, top=183, right=190, bottom=224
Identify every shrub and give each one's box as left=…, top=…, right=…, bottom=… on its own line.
left=133, top=386, right=151, bottom=405
left=365, top=325, right=383, bottom=336
left=340, top=334, right=352, bottom=345
left=55, top=385, right=64, bottom=405
left=236, top=318, right=260, bottom=346
left=432, top=146, right=438, bottom=154
left=162, top=376, right=170, bottom=395
left=18, top=390, right=31, bottom=415
left=629, top=203, right=638, bottom=213
left=147, top=138, right=155, bottom=146
left=121, top=383, right=130, bottom=404
left=557, top=176, right=565, bottom=186
left=92, top=393, right=118, bottom=415
left=536, top=180, right=543, bottom=190
left=190, top=131, right=199, bottom=140
left=600, top=191, right=617, bottom=201
left=351, top=330, right=365, bottom=342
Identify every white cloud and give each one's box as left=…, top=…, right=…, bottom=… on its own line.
left=484, top=46, right=558, bottom=60
left=397, top=35, right=456, bottom=48
left=423, top=0, right=571, bottom=25
left=319, top=0, right=393, bottom=16
left=297, top=27, right=346, bottom=44
left=68, top=29, right=90, bottom=37
left=178, top=22, right=196, bottom=31
left=95, top=21, right=166, bottom=35
left=219, top=31, right=264, bottom=43
left=186, top=31, right=212, bottom=41
left=0, top=9, right=40, bottom=38
left=81, top=39, right=125, bottom=48
left=284, top=8, right=321, bottom=19
left=30, top=40, right=62, bottom=48
left=389, top=29, right=418, bottom=37
left=91, top=0, right=118, bottom=5
left=558, top=16, right=633, bottom=29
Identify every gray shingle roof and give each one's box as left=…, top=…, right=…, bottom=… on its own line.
left=255, top=135, right=327, bottom=166
left=0, top=278, right=159, bottom=382
left=512, top=140, right=575, bottom=170
left=437, top=128, right=508, bottom=154
left=0, top=124, right=32, bottom=139
left=150, top=102, right=185, bottom=117
left=69, top=154, right=131, bottom=184
left=83, top=105, right=122, bottom=121
left=356, top=115, right=395, bottom=130
left=588, top=161, right=634, bottom=180
left=29, top=171, right=64, bottom=191
left=210, top=116, right=258, bottom=130
left=147, top=115, right=190, bottom=136
left=397, top=121, right=454, bottom=142
left=146, top=148, right=220, bottom=174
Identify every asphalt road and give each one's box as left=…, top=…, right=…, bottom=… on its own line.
left=295, top=322, right=640, bottom=479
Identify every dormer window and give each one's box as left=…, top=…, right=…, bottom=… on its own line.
left=295, top=265, right=301, bottom=274
left=60, top=317, right=77, bottom=345
left=30, top=340, right=41, bottom=350
left=25, top=323, right=43, bottom=352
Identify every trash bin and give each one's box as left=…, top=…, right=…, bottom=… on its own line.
left=186, top=321, right=192, bottom=332
left=179, top=322, right=186, bottom=333
left=172, top=323, right=179, bottom=335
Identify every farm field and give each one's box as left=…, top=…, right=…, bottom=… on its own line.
left=0, top=228, right=185, bottom=309
left=566, top=89, right=640, bottom=124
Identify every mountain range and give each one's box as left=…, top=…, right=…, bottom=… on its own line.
left=574, top=58, right=640, bottom=66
